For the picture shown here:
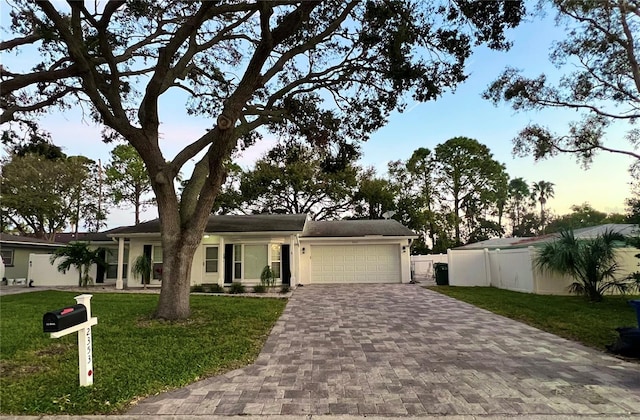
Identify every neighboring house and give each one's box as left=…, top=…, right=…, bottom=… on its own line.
left=55, top=230, right=129, bottom=285
left=0, top=233, right=64, bottom=283
left=107, top=214, right=416, bottom=288
left=447, top=224, right=639, bottom=294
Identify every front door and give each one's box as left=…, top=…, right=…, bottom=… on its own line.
left=224, top=244, right=234, bottom=284
left=96, top=249, right=105, bottom=283
left=281, top=244, right=291, bottom=285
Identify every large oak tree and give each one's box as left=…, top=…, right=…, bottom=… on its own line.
left=1, top=0, right=523, bottom=319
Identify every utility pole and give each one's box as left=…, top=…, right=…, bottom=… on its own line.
left=97, top=159, right=103, bottom=232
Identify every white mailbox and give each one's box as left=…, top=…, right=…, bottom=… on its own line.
left=43, top=294, right=98, bottom=386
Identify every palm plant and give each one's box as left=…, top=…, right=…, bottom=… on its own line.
left=132, top=254, right=152, bottom=289
left=535, top=229, right=628, bottom=302
left=51, top=242, right=106, bottom=287
left=531, top=180, right=555, bottom=234
left=260, top=265, right=276, bottom=288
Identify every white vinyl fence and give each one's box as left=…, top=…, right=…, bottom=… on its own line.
left=410, top=254, right=448, bottom=282
left=28, top=253, right=97, bottom=287
left=447, top=246, right=639, bottom=295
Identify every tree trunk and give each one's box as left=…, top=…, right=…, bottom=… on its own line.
left=155, top=232, right=200, bottom=319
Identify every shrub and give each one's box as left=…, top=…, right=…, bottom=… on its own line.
left=535, top=229, right=628, bottom=302
left=280, top=285, right=290, bottom=294
left=229, top=282, right=245, bottom=294
left=209, top=284, right=225, bottom=293
left=253, top=284, right=267, bottom=293
left=190, top=285, right=205, bottom=293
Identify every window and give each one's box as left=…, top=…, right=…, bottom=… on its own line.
left=245, top=245, right=268, bottom=279
left=0, top=249, right=14, bottom=267
left=233, top=244, right=242, bottom=279
left=271, top=244, right=281, bottom=279
left=106, top=248, right=128, bottom=279
left=205, top=246, right=218, bottom=273
left=152, top=245, right=163, bottom=280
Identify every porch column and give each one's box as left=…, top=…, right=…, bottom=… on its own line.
left=218, top=237, right=225, bottom=286
left=116, top=237, right=125, bottom=290
left=290, top=235, right=297, bottom=286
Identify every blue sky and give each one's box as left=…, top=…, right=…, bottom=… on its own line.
left=1, top=5, right=636, bottom=229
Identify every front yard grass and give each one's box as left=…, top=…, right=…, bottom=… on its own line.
left=428, top=286, right=640, bottom=351
left=0, top=291, right=286, bottom=415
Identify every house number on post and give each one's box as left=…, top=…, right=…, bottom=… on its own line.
left=42, top=294, right=98, bottom=386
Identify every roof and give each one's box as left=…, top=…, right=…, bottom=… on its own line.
left=109, top=214, right=309, bottom=236
left=0, top=233, right=64, bottom=248
left=54, top=231, right=116, bottom=243
left=457, top=224, right=639, bottom=250
left=302, top=219, right=416, bottom=237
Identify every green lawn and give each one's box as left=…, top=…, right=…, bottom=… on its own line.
left=0, top=291, right=286, bottom=414
left=428, top=286, right=640, bottom=351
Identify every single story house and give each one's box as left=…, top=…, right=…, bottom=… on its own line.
left=107, top=214, right=416, bottom=288
left=0, top=233, right=65, bottom=284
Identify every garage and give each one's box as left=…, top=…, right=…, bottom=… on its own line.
left=309, top=244, right=401, bottom=284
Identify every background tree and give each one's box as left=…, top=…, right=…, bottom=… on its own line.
left=512, top=212, right=541, bottom=237
left=484, top=0, right=640, bottom=170
left=105, top=144, right=153, bottom=225
left=531, top=180, right=555, bottom=234
left=353, top=170, right=397, bottom=220
left=1, top=153, right=102, bottom=240
left=216, top=142, right=359, bottom=220
left=388, top=150, right=438, bottom=252
left=627, top=168, right=640, bottom=224
left=1, top=1, right=524, bottom=319
left=535, top=229, right=629, bottom=302
left=434, top=137, right=509, bottom=245
left=12, top=137, right=65, bottom=160
left=545, top=203, right=627, bottom=233
left=404, top=148, right=440, bottom=251
left=506, top=177, right=531, bottom=235
left=51, top=242, right=106, bottom=287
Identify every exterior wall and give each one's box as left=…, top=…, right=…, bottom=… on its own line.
left=27, top=253, right=97, bottom=287
left=217, top=235, right=296, bottom=287
left=127, top=239, right=163, bottom=288
left=126, top=234, right=296, bottom=288
left=2, top=246, right=58, bottom=280
left=410, top=254, right=447, bottom=282
left=299, top=238, right=412, bottom=284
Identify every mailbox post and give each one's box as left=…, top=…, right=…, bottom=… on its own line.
left=43, top=294, right=98, bottom=386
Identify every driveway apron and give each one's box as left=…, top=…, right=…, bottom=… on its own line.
left=129, top=284, right=640, bottom=416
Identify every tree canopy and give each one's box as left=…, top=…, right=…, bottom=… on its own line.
left=484, top=0, right=640, bottom=170
left=1, top=153, right=104, bottom=239
left=215, top=142, right=359, bottom=220
left=105, top=144, right=153, bottom=225
left=0, top=0, right=524, bottom=319
left=435, top=137, right=508, bottom=245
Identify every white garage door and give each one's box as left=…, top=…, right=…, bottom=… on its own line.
left=310, top=244, right=400, bottom=284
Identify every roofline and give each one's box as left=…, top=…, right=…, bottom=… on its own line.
left=0, top=240, right=62, bottom=247
left=108, top=230, right=303, bottom=239
left=300, top=235, right=418, bottom=241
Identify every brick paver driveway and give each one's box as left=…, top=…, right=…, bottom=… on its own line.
left=129, top=284, right=640, bottom=416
